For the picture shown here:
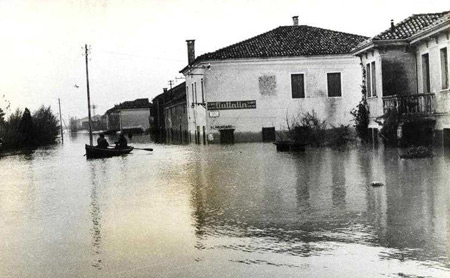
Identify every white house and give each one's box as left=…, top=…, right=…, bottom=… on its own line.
left=105, top=98, right=152, bottom=133
left=181, top=17, right=368, bottom=144
left=352, top=11, right=450, bottom=146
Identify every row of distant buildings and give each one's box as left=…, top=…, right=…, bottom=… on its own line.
left=152, top=11, right=450, bottom=146
left=72, top=98, right=152, bottom=134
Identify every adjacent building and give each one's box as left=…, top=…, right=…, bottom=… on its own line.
left=353, top=11, right=450, bottom=145
left=151, top=83, right=188, bottom=144
left=180, top=17, right=368, bottom=144
left=104, top=98, right=152, bottom=133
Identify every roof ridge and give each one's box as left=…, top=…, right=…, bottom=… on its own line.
left=196, top=26, right=284, bottom=60
left=281, top=24, right=368, bottom=39
left=411, top=10, right=450, bottom=17
left=372, top=10, right=449, bottom=41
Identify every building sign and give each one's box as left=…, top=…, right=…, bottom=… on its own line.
left=207, top=100, right=256, bottom=110
left=209, top=111, right=220, bottom=118
left=211, top=125, right=234, bottom=130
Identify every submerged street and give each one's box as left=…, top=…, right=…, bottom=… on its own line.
left=0, top=134, right=449, bottom=278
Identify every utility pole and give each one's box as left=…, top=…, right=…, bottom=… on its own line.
left=58, top=98, right=64, bottom=144
left=85, top=44, right=93, bottom=146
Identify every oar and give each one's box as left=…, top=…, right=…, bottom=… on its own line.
left=133, top=147, right=153, bottom=151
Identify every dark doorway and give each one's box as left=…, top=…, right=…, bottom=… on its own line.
left=262, top=127, right=276, bottom=142
left=444, top=129, right=450, bottom=147
left=220, top=129, right=235, bottom=144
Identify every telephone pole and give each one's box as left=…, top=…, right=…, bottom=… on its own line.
left=85, top=44, right=93, bottom=146
left=58, top=98, right=64, bottom=144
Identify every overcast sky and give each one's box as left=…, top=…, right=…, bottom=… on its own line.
left=0, top=0, right=448, bottom=120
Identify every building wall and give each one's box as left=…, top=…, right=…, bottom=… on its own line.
left=185, top=56, right=363, bottom=143
left=360, top=49, right=384, bottom=128
left=165, top=102, right=188, bottom=144
left=360, top=48, right=418, bottom=128
left=415, top=31, right=450, bottom=131
left=186, top=71, right=207, bottom=144
left=120, top=109, right=151, bottom=131
left=106, top=112, right=120, bottom=131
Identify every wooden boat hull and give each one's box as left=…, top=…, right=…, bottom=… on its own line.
left=85, top=144, right=133, bottom=158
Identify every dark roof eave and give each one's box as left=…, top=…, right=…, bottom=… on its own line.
left=352, top=39, right=409, bottom=55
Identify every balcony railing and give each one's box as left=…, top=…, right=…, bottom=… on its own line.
left=382, top=93, right=435, bottom=116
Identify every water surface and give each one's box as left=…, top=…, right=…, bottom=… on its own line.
left=0, top=134, right=449, bottom=277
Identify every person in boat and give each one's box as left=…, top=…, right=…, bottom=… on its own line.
left=115, top=132, right=128, bottom=149
left=97, top=133, right=109, bottom=149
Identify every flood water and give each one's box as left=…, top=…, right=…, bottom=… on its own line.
left=0, top=133, right=449, bottom=278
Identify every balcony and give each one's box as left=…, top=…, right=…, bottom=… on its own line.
left=382, top=93, right=435, bottom=116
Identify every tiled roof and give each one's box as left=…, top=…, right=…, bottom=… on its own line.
left=106, top=98, right=151, bottom=114
left=373, top=11, right=449, bottom=40
left=191, top=25, right=367, bottom=64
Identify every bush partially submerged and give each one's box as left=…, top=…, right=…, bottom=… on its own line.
left=400, top=146, right=433, bottom=159
left=285, top=111, right=326, bottom=147
left=0, top=106, right=59, bottom=149
left=378, top=109, right=400, bottom=146
left=283, top=111, right=354, bottom=148
left=326, top=125, right=353, bottom=149
left=350, top=100, right=370, bottom=143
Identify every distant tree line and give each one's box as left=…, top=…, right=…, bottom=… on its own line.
left=0, top=106, right=59, bottom=149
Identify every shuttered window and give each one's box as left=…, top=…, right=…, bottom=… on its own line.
left=441, top=48, right=448, bottom=89
left=327, top=73, right=342, bottom=97
left=366, top=64, right=371, bottom=97
left=422, top=53, right=431, bottom=93
left=291, top=74, right=305, bottom=98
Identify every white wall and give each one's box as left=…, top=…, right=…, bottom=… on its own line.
left=415, top=32, right=450, bottom=130
left=120, top=109, right=150, bottom=131
left=192, top=56, right=363, bottom=142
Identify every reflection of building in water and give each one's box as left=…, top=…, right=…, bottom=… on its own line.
left=188, top=148, right=371, bottom=257
left=383, top=156, right=450, bottom=262
left=88, top=163, right=103, bottom=270
left=188, top=146, right=450, bottom=263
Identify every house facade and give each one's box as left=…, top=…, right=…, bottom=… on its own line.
left=105, top=98, right=152, bottom=133
left=353, top=11, right=450, bottom=145
left=181, top=17, right=367, bottom=144
left=151, top=83, right=188, bottom=144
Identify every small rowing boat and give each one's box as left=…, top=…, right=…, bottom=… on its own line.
left=85, top=144, right=133, bottom=159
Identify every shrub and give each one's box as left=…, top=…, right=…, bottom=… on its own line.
left=0, top=106, right=59, bottom=149
left=286, top=111, right=326, bottom=147
left=32, top=106, right=59, bottom=145
left=378, top=109, right=400, bottom=146
left=350, top=100, right=370, bottom=143
left=327, top=125, right=353, bottom=149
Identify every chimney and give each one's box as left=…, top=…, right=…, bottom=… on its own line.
left=390, top=19, right=395, bottom=32
left=163, top=88, right=168, bottom=93
left=292, top=16, right=299, bottom=26
left=186, top=40, right=195, bottom=65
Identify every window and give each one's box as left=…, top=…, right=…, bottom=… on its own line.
left=291, top=74, right=305, bottom=98
left=262, top=127, right=276, bottom=142
left=422, top=53, right=431, bottom=93
left=366, top=64, right=371, bottom=97
left=327, top=73, right=342, bottom=97
left=191, top=82, right=197, bottom=104
left=441, top=48, right=448, bottom=89
left=201, top=78, right=205, bottom=103
left=186, top=86, right=189, bottom=104
left=371, top=62, right=377, bottom=97
left=194, top=82, right=197, bottom=103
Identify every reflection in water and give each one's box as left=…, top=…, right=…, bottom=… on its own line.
left=188, top=145, right=450, bottom=275
left=88, top=162, right=103, bottom=270
left=331, top=152, right=346, bottom=209
left=0, top=135, right=449, bottom=278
